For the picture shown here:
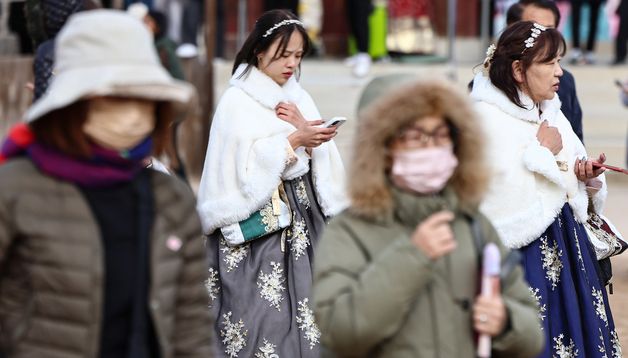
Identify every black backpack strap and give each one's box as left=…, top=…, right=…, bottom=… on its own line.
left=465, top=213, right=485, bottom=264
left=465, top=213, right=522, bottom=281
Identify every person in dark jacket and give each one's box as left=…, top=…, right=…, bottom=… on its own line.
left=24, top=0, right=100, bottom=101
left=0, top=10, right=212, bottom=357
left=613, top=0, right=628, bottom=65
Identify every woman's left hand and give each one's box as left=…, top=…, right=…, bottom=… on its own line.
left=473, top=295, right=508, bottom=337
left=276, top=102, right=307, bottom=127
left=574, top=153, right=606, bottom=182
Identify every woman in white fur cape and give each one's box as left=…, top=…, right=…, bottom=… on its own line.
left=196, top=9, right=347, bottom=358
left=471, top=21, right=618, bottom=357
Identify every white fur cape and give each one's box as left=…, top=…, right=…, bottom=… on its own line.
left=196, top=65, right=348, bottom=234
left=470, top=72, right=607, bottom=249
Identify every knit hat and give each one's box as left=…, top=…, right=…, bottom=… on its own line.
left=33, top=39, right=55, bottom=101
left=25, top=0, right=84, bottom=48
left=25, top=9, right=194, bottom=122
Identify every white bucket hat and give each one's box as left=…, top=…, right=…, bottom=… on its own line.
left=25, top=9, right=194, bottom=123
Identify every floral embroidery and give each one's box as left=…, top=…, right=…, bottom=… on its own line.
left=553, top=334, right=578, bottom=357
left=540, top=236, right=563, bottom=290
left=296, top=298, right=321, bottom=350
left=296, top=179, right=310, bottom=209
left=220, top=311, right=248, bottom=358
left=573, top=229, right=586, bottom=272
left=528, top=287, right=546, bottom=327
left=592, top=287, right=609, bottom=326
left=611, top=330, right=622, bottom=358
left=598, top=328, right=608, bottom=358
left=205, top=267, right=220, bottom=304
left=255, top=338, right=279, bottom=358
left=257, top=261, right=286, bottom=311
left=260, top=203, right=280, bottom=232
left=288, top=217, right=310, bottom=260
left=220, top=238, right=249, bottom=272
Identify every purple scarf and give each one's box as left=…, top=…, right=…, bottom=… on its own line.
left=1, top=123, right=152, bottom=188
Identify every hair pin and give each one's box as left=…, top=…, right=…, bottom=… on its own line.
left=262, top=19, right=304, bottom=38
left=523, top=23, right=547, bottom=51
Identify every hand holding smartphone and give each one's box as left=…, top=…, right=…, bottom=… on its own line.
left=322, top=116, right=347, bottom=129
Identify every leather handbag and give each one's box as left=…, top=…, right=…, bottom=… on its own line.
left=584, top=212, right=627, bottom=260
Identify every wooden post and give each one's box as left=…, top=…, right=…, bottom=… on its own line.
left=176, top=0, right=215, bottom=182
left=201, top=0, right=215, bottom=158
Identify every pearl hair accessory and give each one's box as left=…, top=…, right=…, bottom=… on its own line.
left=262, top=19, right=304, bottom=38
left=483, top=43, right=497, bottom=67
left=523, top=23, right=547, bottom=52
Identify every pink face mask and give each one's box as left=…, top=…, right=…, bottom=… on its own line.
left=390, top=145, right=459, bottom=194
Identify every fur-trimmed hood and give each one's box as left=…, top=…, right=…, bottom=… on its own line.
left=349, top=79, right=488, bottom=220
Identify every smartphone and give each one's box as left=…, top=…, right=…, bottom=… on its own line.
left=615, top=79, right=625, bottom=88
left=592, top=161, right=628, bottom=174
left=323, top=116, right=347, bottom=128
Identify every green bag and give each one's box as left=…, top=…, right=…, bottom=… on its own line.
left=348, top=3, right=388, bottom=59
left=220, top=185, right=292, bottom=247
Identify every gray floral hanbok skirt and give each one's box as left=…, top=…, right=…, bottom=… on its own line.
left=206, top=172, right=326, bottom=358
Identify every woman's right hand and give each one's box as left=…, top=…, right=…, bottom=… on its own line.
left=411, top=211, right=456, bottom=260
left=288, top=120, right=337, bottom=149
left=536, top=120, right=562, bottom=155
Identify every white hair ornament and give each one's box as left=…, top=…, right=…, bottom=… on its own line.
left=523, top=23, right=547, bottom=52
left=262, top=19, right=304, bottom=38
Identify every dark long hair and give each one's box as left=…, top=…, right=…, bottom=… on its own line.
left=488, top=21, right=565, bottom=108
left=232, top=9, right=311, bottom=79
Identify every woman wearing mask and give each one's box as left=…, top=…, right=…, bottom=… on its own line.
left=0, top=10, right=212, bottom=357
left=313, top=77, right=544, bottom=357
left=471, top=21, right=617, bottom=357
left=197, top=9, right=347, bottom=358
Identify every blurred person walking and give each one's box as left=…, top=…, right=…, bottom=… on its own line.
left=175, top=0, right=203, bottom=58
left=313, top=77, right=544, bottom=358
left=264, top=0, right=299, bottom=15
left=471, top=21, right=618, bottom=357
left=196, top=9, right=347, bottom=357
left=128, top=3, right=189, bottom=179
left=24, top=0, right=100, bottom=101
left=569, top=0, right=603, bottom=64
left=613, top=0, right=628, bottom=64
left=344, top=0, right=373, bottom=77
left=517, top=0, right=584, bottom=142
left=0, top=10, right=213, bottom=358
left=127, top=4, right=186, bottom=80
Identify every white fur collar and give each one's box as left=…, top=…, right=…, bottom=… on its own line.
left=230, top=64, right=304, bottom=110
left=470, top=72, right=562, bottom=125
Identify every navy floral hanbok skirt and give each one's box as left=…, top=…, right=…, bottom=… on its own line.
left=520, top=203, right=621, bottom=357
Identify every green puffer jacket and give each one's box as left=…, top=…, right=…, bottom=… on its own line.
left=0, top=159, right=213, bottom=358
left=313, top=188, right=544, bottom=358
